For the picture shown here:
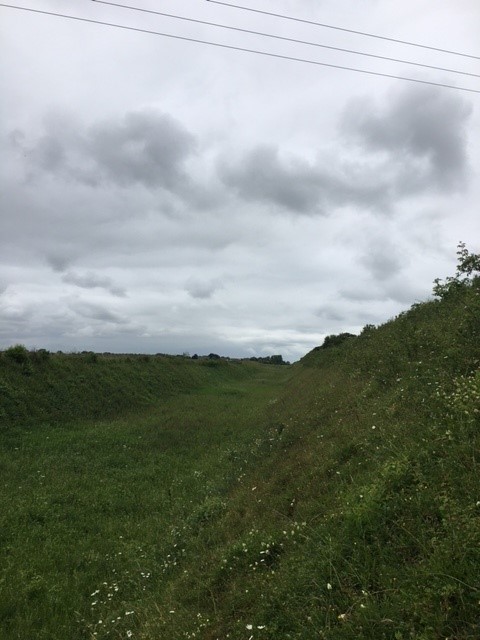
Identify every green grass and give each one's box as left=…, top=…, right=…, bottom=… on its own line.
left=1, top=273, right=479, bottom=639
left=0, top=359, right=291, bottom=639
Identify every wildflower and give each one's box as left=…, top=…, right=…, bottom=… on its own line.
left=326, top=583, right=332, bottom=590
left=127, top=632, right=133, bottom=638
left=246, top=624, right=253, bottom=629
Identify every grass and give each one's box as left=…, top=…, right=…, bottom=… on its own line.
left=0, top=270, right=479, bottom=639
left=0, top=358, right=290, bottom=639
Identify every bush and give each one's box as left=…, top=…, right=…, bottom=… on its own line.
left=4, top=344, right=30, bottom=365
left=321, top=332, right=356, bottom=349
left=31, top=349, right=50, bottom=363
left=433, top=242, right=480, bottom=299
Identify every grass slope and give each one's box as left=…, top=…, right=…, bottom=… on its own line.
left=1, top=274, right=479, bottom=640
left=0, top=352, right=258, bottom=428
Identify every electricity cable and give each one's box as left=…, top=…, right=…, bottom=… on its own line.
left=1, top=4, right=479, bottom=94
left=84, top=0, right=480, bottom=79
left=206, top=0, right=480, bottom=61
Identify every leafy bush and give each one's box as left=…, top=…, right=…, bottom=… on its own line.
left=4, top=344, right=29, bottom=365
left=433, top=241, right=480, bottom=299
left=321, top=332, right=356, bottom=349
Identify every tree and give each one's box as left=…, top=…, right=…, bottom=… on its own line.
left=4, top=344, right=29, bottom=364
left=433, top=242, right=480, bottom=299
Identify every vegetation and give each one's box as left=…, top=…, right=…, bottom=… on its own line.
left=248, top=354, right=289, bottom=365
left=433, top=241, right=480, bottom=299
left=0, top=246, right=479, bottom=639
left=0, top=352, right=257, bottom=428
left=318, top=332, right=357, bottom=350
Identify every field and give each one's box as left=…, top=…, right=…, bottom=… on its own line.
left=1, top=264, right=479, bottom=639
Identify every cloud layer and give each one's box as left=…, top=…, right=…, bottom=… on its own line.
left=1, top=0, right=479, bottom=360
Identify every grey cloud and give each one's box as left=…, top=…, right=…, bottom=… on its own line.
left=34, top=135, right=67, bottom=173
left=220, top=146, right=323, bottom=213
left=385, top=281, right=425, bottom=305
left=315, top=305, right=345, bottom=322
left=361, top=243, right=403, bottom=281
left=15, top=109, right=197, bottom=192
left=342, top=85, right=472, bottom=191
left=68, top=300, right=126, bottom=325
left=219, top=145, right=392, bottom=214
left=185, top=277, right=222, bottom=300
left=63, top=271, right=126, bottom=297
left=8, top=129, right=26, bottom=149
left=0, top=301, right=34, bottom=325
left=87, top=110, right=196, bottom=190
left=47, top=253, right=71, bottom=273
left=218, top=86, right=471, bottom=218
left=340, top=282, right=412, bottom=306
left=339, top=288, right=385, bottom=303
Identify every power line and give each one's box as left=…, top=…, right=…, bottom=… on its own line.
left=206, top=0, right=480, bottom=61
left=1, top=3, right=480, bottom=94
left=86, top=0, right=480, bottom=79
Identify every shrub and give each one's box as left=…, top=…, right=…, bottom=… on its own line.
left=433, top=242, right=480, bottom=299
left=31, top=349, right=50, bottom=363
left=321, top=332, right=356, bottom=349
left=4, top=344, right=30, bottom=365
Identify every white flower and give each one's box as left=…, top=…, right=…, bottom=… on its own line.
left=326, top=583, right=332, bottom=590
left=246, top=624, right=253, bottom=629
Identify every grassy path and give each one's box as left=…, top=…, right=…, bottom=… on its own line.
left=0, top=364, right=290, bottom=640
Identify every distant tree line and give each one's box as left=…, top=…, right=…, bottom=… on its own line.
left=248, top=354, right=289, bottom=365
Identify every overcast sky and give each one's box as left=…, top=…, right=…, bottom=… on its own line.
left=1, top=0, right=479, bottom=361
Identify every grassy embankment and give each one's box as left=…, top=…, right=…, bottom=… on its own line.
left=1, top=258, right=479, bottom=640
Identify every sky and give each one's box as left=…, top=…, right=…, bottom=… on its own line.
left=1, top=0, right=479, bottom=361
